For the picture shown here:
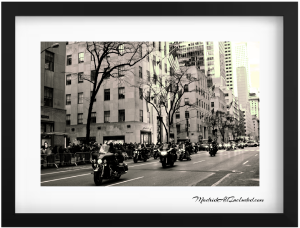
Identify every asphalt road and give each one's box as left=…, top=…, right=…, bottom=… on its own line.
left=41, top=147, right=260, bottom=187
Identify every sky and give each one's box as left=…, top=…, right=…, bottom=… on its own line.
left=247, top=42, right=260, bottom=94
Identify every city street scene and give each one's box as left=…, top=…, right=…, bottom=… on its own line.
left=41, top=41, right=260, bottom=186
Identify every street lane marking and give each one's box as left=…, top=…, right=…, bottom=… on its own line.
left=106, top=176, right=144, bottom=187
left=212, top=173, right=231, bottom=186
left=129, top=161, right=158, bottom=168
left=243, top=161, right=249, bottom=165
left=41, top=167, right=91, bottom=175
left=193, top=160, right=205, bottom=164
left=41, top=173, right=90, bottom=183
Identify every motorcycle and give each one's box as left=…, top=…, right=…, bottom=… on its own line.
left=209, top=144, right=218, bottom=157
left=178, top=148, right=191, bottom=161
left=133, top=146, right=149, bottom=163
left=237, top=143, right=244, bottom=149
left=153, top=146, right=160, bottom=159
left=91, top=145, right=128, bottom=186
left=226, top=143, right=236, bottom=151
left=159, top=144, right=177, bottom=168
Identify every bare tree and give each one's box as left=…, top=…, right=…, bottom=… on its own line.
left=136, top=65, right=210, bottom=143
left=65, top=42, right=154, bottom=143
left=204, top=111, right=236, bottom=142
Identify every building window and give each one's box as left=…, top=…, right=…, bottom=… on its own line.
left=176, top=124, right=180, bottom=134
left=185, top=111, right=189, bottom=119
left=78, top=72, right=83, bottom=83
left=184, top=84, right=189, bottom=92
left=45, top=51, right=54, bottom=71
left=118, top=66, right=125, bottom=77
left=139, top=88, right=143, bottom=100
left=140, top=110, right=143, bottom=122
left=118, top=87, right=125, bottom=99
left=67, top=55, right=72, bottom=65
left=139, top=66, right=142, bottom=78
left=104, top=89, right=110, bottom=101
left=153, top=42, right=155, bottom=48
left=165, top=63, right=167, bottom=73
left=91, top=112, right=96, bottom=123
left=197, top=111, right=199, bottom=118
left=147, top=71, right=150, bottom=82
left=176, top=113, right=180, bottom=119
left=119, top=110, right=125, bottom=122
left=103, top=67, right=110, bottom=79
left=153, top=74, right=157, bottom=85
left=159, top=62, right=162, bottom=70
left=211, top=102, right=214, bottom=108
left=147, top=112, right=150, bottom=123
left=139, top=47, right=142, bottom=58
left=78, top=92, right=83, bottom=104
left=104, top=111, right=110, bottom=123
left=66, top=114, right=70, bottom=126
left=78, top=52, right=84, bottom=63
left=41, top=122, right=54, bottom=133
left=78, top=113, right=83, bottom=124
left=91, top=70, right=96, bottom=82
left=44, top=87, right=53, bottom=107
left=119, top=44, right=124, bottom=55
left=66, top=74, right=71, bottom=85
left=91, top=91, right=96, bottom=102
left=153, top=55, right=156, bottom=66
left=184, top=98, right=189, bottom=105
left=66, top=94, right=71, bottom=105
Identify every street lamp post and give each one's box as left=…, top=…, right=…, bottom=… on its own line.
left=41, top=43, right=60, bottom=54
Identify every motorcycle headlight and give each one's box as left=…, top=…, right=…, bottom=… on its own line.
left=160, top=152, right=167, bottom=156
left=97, top=159, right=102, bottom=164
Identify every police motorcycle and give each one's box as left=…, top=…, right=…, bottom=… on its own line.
left=133, top=144, right=149, bottom=163
left=237, top=141, right=244, bottom=149
left=153, top=144, right=160, bottom=159
left=91, top=144, right=128, bottom=186
left=208, top=143, right=218, bottom=157
left=178, top=144, right=191, bottom=161
left=158, top=143, right=177, bottom=168
left=226, top=141, right=236, bottom=151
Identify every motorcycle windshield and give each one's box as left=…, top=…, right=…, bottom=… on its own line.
left=99, top=144, right=110, bottom=154
left=161, top=144, right=169, bottom=150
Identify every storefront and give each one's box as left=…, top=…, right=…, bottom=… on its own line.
left=140, top=131, right=151, bottom=144
left=41, top=132, right=68, bottom=148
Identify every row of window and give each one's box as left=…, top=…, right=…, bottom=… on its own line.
left=66, top=87, right=145, bottom=105
left=175, top=110, right=208, bottom=121
left=66, top=109, right=150, bottom=125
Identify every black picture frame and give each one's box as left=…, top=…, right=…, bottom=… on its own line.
left=2, top=2, right=298, bottom=227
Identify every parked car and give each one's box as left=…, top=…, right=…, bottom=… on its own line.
left=247, top=140, right=258, bottom=147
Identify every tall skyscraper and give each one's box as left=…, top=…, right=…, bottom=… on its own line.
left=224, top=41, right=237, bottom=96
left=235, top=42, right=251, bottom=92
left=249, top=93, right=260, bottom=119
left=170, top=41, right=226, bottom=87
left=237, top=66, right=253, bottom=136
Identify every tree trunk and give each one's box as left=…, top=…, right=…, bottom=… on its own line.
left=85, top=99, right=94, bottom=144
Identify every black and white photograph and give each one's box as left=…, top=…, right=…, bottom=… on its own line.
left=3, top=1, right=297, bottom=226
left=40, top=41, right=260, bottom=187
